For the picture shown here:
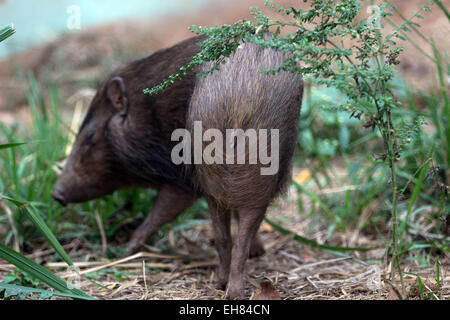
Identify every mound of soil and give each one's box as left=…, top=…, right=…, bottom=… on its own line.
left=0, top=0, right=448, bottom=122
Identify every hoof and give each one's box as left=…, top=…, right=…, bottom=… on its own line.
left=127, top=239, right=142, bottom=254
left=226, top=287, right=244, bottom=300
left=217, top=280, right=227, bottom=291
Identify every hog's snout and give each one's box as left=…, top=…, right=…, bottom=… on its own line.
left=52, top=187, right=67, bottom=207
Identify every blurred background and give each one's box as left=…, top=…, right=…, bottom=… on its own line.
left=0, top=0, right=448, bottom=115
left=0, top=0, right=448, bottom=299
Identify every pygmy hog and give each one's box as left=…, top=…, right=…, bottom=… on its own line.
left=53, top=35, right=303, bottom=299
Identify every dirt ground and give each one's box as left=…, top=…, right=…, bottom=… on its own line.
left=0, top=183, right=448, bottom=300
left=0, top=0, right=449, bottom=300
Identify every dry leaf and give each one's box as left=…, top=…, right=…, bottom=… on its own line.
left=251, top=280, right=281, bottom=300
left=262, top=222, right=273, bottom=232
left=387, top=288, right=400, bottom=300
left=294, top=169, right=312, bottom=184
left=301, top=253, right=314, bottom=262
left=107, top=283, right=119, bottom=290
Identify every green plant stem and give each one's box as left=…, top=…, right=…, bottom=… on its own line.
left=435, top=0, right=450, bottom=21
left=386, top=110, right=405, bottom=298
left=432, top=44, right=450, bottom=176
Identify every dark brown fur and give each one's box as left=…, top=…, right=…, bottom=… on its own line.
left=187, top=41, right=302, bottom=298
left=188, top=41, right=302, bottom=208
left=53, top=36, right=303, bottom=299
left=54, top=37, right=204, bottom=203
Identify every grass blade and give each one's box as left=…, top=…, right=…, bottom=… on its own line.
left=0, top=24, right=15, bottom=43
left=0, top=194, right=26, bottom=207
left=0, top=195, right=106, bottom=291
left=436, top=259, right=441, bottom=291
left=404, top=272, right=425, bottom=300
left=399, top=148, right=434, bottom=238
left=0, top=142, right=27, bottom=150
left=0, top=243, right=93, bottom=299
left=25, top=205, right=75, bottom=268
left=293, top=181, right=333, bottom=218
left=432, top=42, right=450, bottom=170
left=435, top=0, right=450, bottom=21
left=0, top=195, right=75, bottom=269
left=264, top=217, right=380, bottom=252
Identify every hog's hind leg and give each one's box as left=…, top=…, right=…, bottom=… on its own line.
left=235, top=214, right=265, bottom=258
left=207, top=199, right=232, bottom=290
left=227, top=206, right=267, bottom=299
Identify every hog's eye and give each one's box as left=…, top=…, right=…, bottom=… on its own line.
left=82, top=132, right=95, bottom=147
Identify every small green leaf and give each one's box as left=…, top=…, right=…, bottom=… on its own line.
left=264, top=217, right=380, bottom=253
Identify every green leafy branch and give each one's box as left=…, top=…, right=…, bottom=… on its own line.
left=142, top=0, right=440, bottom=298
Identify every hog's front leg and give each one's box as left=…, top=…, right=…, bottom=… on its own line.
left=127, top=184, right=196, bottom=254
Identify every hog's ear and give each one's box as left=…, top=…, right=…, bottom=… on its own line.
left=107, top=76, right=129, bottom=115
